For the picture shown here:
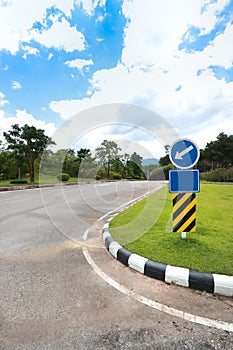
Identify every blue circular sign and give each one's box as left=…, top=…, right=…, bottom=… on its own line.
left=169, top=138, right=200, bottom=169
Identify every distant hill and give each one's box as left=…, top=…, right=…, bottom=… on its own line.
left=142, top=158, right=159, bottom=166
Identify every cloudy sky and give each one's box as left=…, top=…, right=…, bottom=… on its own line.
left=0, top=0, right=233, bottom=158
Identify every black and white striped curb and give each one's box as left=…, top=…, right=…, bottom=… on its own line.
left=102, top=219, right=233, bottom=297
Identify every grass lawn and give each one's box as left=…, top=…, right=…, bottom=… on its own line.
left=109, top=183, right=233, bottom=275
left=0, top=176, right=95, bottom=186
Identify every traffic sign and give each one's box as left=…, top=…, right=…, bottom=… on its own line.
left=169, top=138, right=200, bottom=169
left=169, top=169, right=200, bottom=193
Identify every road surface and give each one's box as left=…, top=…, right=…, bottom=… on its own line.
left=0, top=181, right=232, bottom=349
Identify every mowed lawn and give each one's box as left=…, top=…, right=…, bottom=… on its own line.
left=109, top=183, right=233, bottom=275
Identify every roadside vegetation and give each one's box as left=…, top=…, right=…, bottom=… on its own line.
left=0, top=124, right=145, bottom=186
left=1, top=125, right=232, bottom=186
left=110, top=183, right=233, bottom=275
left=0, top=124, right=145, bottom=185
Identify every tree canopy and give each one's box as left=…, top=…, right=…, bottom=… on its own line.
left=4, top=124, right=55, bottom=182
left=95, top=140, right=121, bottom=179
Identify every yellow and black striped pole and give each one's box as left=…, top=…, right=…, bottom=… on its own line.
left=172, top=193, right=196, bottom=232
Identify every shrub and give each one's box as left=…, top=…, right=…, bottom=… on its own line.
left=10, top=180, right=28, bottom=184
left=150, top=164, right=173, bottom=180
left=57, top=173, right=70, bottom=181
left=133, top=175, right=145, bottom=180
left=96, top=175, right=101, bottom=180
left=96, top=166, right=107, bottom=179
left=202, top=167, right=233, bottom=182
left=113, top=173, right=122, bottom=180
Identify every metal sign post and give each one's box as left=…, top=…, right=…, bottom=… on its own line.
left=169, top=138, right=200, bottom=239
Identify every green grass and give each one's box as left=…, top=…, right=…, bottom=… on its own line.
left=0, top=176, right=94, bottom=186
left=110, top=183, right=233, bottom=275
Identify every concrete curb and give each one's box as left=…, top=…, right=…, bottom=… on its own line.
left=102, top=219, right=233, bottom=297
left=0, top=179, right=125, bottom=192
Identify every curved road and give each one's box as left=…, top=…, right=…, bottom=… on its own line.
left=0, top=181, right=232, bottom=349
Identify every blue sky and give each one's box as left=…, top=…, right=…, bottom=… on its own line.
left=0, top=0, right=233, bottom=158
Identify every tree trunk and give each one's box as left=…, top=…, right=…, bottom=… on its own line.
left=107, top=160, right=110, bottom=179
left=29, top=158, right=35, bottom=182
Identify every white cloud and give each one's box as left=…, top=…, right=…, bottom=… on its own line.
left=69, top=122, right=165, bottom=159
left=0, top=109, right=56, bottom=138
left=12, top=81, right=22, bottom=90
left=48, top=53, right=54, bottom=60
left=76, top=0, right=106, bottom=15
left=65, top=58, right=94, bottom=72
left=0, top=92, right=9, bottom=107
left=22, top=45, right=39, bottom=59
left=50, top=0, right=233, bottom=150
left=31, top=17, right=86, bottom=52
left=204, top=23, right=233, bottom=69
left=0, top=0, right=79, bottom=54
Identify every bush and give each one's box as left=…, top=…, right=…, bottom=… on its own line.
left=57, top=173, right=70, bottom=182
left=113, top=173, right=122, bottom=180
left=202, top=167, right=233, bottom=182
left=133, top=175, right=145, bottom=180
left=96, top=175, right=101, bottom=180
left=10, top=180, right=28, bottom=184
left=150, top=164, right=173, bottom=180
left=96, top=166, right=107, bottom=179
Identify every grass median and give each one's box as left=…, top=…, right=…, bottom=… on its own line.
left=109, top=183, right=233, bottom=275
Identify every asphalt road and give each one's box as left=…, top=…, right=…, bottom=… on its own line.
left=0, top=181, right=232, bottom=349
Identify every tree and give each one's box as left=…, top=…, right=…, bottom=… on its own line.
left=128, top=152, right=145, bottom=179
left=4, top=124, right=55, bottom=182
left=112, top=157, right=124, bottom=177
left=204, top=132, right=233, bottom=169
left=76, top=148, right=96, bottom=179
left=0, top=151, right=18, bottom=179
left=95, top=140, right=121, bottom=179
left=159, top=154, right=170, bottom=166
left=77, top=148, right=91, bottom=159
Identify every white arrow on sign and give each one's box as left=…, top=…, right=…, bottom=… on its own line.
left=175, top=145, right=194, bottom=160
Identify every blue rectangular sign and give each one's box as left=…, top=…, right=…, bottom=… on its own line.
left=169, top=169, right=200, bottom=193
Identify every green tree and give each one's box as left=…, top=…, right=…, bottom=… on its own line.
left=0, top=151, right=18, bottom=179
left=77, top=148, right=96, bottom=179
left=77, top=148, right=91, bottom=159
left=159, top=154, right=171, bottom=166
left=204, top=132, right=233, bottom=169
left=128, top=152, right=145, bottom=179
left=112, top=157, right=124, bottom=177
left=4, top=124, right=55, bottom=182
left=95, top=140, right=121, bottom=179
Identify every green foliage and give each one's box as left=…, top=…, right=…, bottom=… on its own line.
left=4, top=124, right=55, bottom=182
left=111, top=158, right=124, bottom=175
left=201, top=167, right=233, bottom=182
left=112, top=173, right=122, bottom=180
left=77, top=150, right=97, bottom=179
left=150, top=164, right=173, bottom=180
left=96, top=166, right=107, bottom=179
left=77, top=148, right=91, bottom=159
left=95, top=140, right=121, bottom=179
left=0, top=151, right=18, bottom=179
left=201, top=132, right=233, bottom=169
left=10, top=180, right=28, bottom=184
left=159, top=154, right=170, bottom=166
left=57, top=173, right=70, bottom=181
